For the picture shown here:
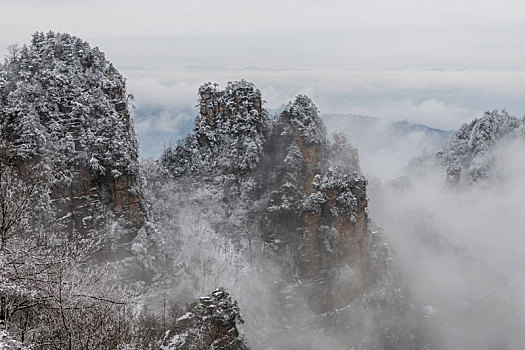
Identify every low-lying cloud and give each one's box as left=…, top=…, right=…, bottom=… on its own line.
left=368, top=133, right=525, bottom=349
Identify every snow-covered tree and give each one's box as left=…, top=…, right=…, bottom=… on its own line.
left=0, top=150, right=136, bottom=349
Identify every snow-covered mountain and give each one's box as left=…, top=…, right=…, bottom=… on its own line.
left=437, top=110, right=525, bottom=184
left=0, top=31, right=145, bottom=241
left=0, top=32, right=413, bottom=346
left=369, top=109, right=525, bottom=349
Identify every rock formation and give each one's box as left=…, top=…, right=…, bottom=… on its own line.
left=0, top=31, right=145, bottom=241
left=299, top=173, right=373, bottom=312
left=167, top=288, right=248, bottom=350
left=437, top=110, right=524, bottom=184
left=262, top=95, right=384, bottom=313
left=162, top=81, right=387, bottom=314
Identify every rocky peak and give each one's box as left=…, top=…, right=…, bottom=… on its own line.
left=166, top=288, right=248, bottom=350
left=264, top=96, right=385, bottom=313
left=278, top=95, right=326, bottom=142
left=273, top=95, right=327, bottom=195
left=195, top=80, right=265, bottom=148
left=0, top=31, right=145, bottom=241
left=198, top=80, right=263, bottom=125
left=437, top=110, right=524, bottom=184
left=163, top=81, right=268, bottom=177
left=264, top=100, right=378, bottom=313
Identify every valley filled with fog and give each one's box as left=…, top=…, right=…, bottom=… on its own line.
left=344, top=112, right=525, bottom=349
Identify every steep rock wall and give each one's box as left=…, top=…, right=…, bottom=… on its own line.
left=299, top=176, right=371, bottom=312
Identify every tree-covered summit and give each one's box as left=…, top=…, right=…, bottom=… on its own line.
left=276, top=94, right=327, bottom=145
left=437, top=110, right=525, bottom=183
left=161, top=80, right=269, bottom=177
left=0, top=31, right=138, bottom=182
left=0, top=31, right=144, bottom=237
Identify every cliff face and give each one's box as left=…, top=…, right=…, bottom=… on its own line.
left=48, top=168, right=143, bottom=238
left=162, top=82, right=386, bottom=314
left=0, top=32, right=145, bottom=240
left=299, top=174, right=371, bottom=312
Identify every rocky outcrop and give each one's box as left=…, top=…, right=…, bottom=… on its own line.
left=166, top=289, right=248, bottom=350
left=198, top=82, right=263, bottom=128
left=299, top=173, right=372, bottom=312
left=0, top=31, right=145, bottom=241
left=437, top=110, right=524, bottom=184
left=49, top=167, right=143, bottom=239
left=163, top=80, right=267, bottom=177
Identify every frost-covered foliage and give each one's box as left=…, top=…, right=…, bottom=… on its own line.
left=0, top=330, right=28, bottom=349
left=136, top=155, right=275, bottom=304
left=161, top=80, right=268, bottom=177
left=132, top=156, right=287, bottom=350
left=276, top=94, right=327, bottom=145
left=437, top=110, right=524, bottom=183
left=303, top=170, right=365, bottom=219
left=0, top=31, right=139, bottom=185
left=0, top=227, right=136, bottom=349
left=0, top=156, right=162, bottom=350
left=163, top=288, right=247, bottom=350
left=0, top=31, right=144, bottom=239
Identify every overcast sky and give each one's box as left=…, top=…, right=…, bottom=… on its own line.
left=2, top=0, right=525, bottom=149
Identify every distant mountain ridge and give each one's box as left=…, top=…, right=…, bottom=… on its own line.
left=323, top=113, right=452, bottom=148
left=322, top=113, right=452, bottom=179
left=392, top=119, right=452, bottom=139
left=133, top=107, right=452, bottom=161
